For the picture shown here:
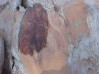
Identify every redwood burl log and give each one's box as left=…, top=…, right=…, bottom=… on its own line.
left=18, top=3, right=49, bottom=56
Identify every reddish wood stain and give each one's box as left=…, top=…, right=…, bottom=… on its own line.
left=18, top=3, right=49, bottom=56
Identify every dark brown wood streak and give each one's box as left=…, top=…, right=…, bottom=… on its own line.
left=18, top=3, right=49, bottom=56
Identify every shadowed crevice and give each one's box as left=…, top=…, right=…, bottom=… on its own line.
left=2, top=40, right=11, bottom=74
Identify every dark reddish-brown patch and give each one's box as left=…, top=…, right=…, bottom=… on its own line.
left=18, top=3, right=49, bottom=56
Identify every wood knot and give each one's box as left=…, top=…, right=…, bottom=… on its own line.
left=18, top=3, right=49, bottom=56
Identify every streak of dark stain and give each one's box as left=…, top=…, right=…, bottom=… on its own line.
left=18, top=3, right=49, bottom=56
